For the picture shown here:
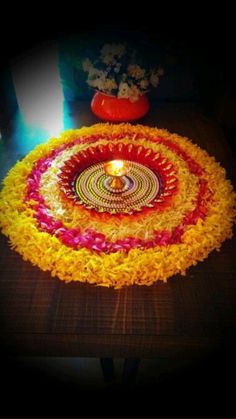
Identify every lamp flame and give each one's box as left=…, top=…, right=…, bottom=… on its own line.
left=104, top=160, right=128, bottom=177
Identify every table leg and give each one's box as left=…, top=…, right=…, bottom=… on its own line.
left=122, top=358, right=140, bottom=386
left=100, top=357, right=115, bottom=383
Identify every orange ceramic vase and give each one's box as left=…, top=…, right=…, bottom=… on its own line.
left=91, top=92, right=150, bottom=122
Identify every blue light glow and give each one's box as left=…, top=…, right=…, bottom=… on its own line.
left=12, top=43, right=64, bottom=137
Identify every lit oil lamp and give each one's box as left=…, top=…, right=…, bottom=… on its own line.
left=104, top=159, right=129, bottom=190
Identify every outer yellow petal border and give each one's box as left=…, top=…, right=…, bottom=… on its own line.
left=0, top=123, right=235, bottom=288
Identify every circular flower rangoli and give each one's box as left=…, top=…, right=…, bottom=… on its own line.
left=0, top=123, right=235, bottom=288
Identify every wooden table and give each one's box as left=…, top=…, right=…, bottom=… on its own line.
left=1, top=101, right=236, bottom=361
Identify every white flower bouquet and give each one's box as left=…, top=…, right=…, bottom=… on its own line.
left=82, top=43, right=164, bottom=102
